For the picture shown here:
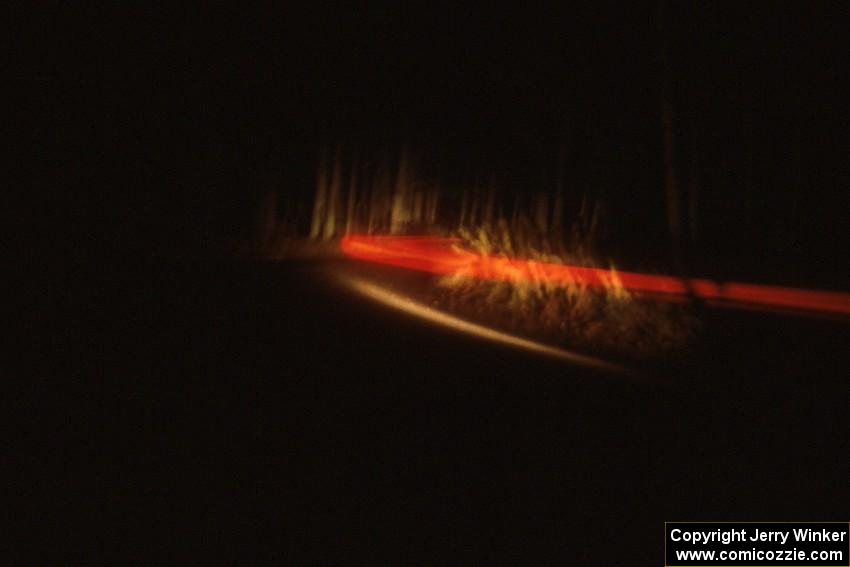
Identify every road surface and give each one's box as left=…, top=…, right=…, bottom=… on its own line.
left=10, top=258, right=850, bottom=562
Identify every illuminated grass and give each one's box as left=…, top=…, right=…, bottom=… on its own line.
left=264, top=150, right=700, bottom=359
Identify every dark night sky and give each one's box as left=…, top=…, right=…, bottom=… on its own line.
left=21, top=3, right=849, bottom=287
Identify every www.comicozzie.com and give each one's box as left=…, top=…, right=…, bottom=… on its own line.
left=665, top=522, right=849, bottom=566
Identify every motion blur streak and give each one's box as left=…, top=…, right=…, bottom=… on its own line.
left=336, top=273, right=630, bottom=374
left=341, top=235, right=850, bottom=318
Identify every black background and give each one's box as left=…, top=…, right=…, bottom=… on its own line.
left=11, top=2, right=850, bottom=563
left=19, top=3, right=850, bottom=280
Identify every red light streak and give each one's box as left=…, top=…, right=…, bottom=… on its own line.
left=340, top=235, right=850, bottom=317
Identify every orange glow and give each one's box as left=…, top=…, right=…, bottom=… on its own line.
left=341, top=235, right=850, bottom=317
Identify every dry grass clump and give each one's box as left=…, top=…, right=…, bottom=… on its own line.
left=426, top=217, right=699, bottom=360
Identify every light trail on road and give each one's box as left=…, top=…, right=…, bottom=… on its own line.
left=334, top=272, right=631, bottom=374
left=341, top=235, right=850, bottom=318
